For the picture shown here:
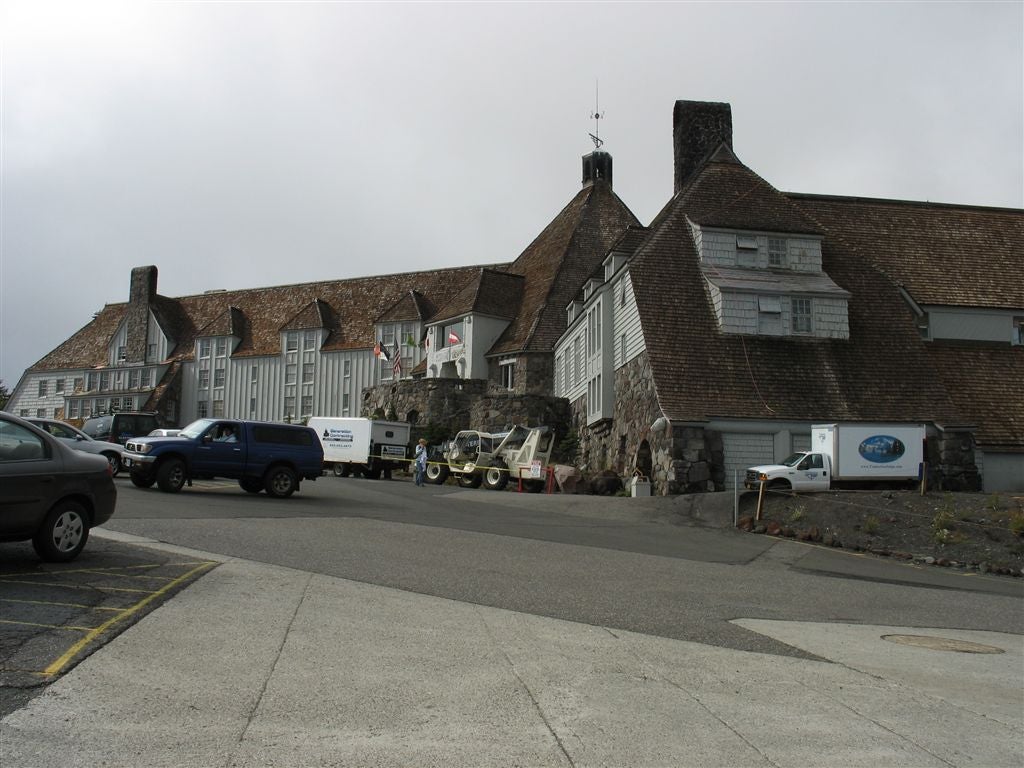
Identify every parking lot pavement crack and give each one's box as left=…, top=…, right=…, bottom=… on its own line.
left=474, top=606, right=576, bottom=768
left=231, top=571, right=314, bottom=761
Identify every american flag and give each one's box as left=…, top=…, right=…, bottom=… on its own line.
left=392, top=341, right=402, bottom=377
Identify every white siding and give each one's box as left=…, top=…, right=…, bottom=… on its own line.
left=612, top=271, right=644, bottom=368
left=698, top=229, right=824, bottom=273
left=927, top=307, right=1020, bottom=343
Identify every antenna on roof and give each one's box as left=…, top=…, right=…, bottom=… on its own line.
left=589, top=80, right=604, bottom=150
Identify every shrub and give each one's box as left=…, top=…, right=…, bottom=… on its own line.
left=863, top=515, right=880, bottom=534
left=787, top=505, right=805, bottom=524
left=1009, top=513, right=1024, bottom=538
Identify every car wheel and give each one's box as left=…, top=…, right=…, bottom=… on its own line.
left=156, top=458, right=187, bottom=493
left=483, top=460, right=509, bottom=491
left=265, top=466, right=298, bottom=498
left=332, top=464, right=344, bottom=477
left=130, top=472, right=156, bottom=488
left=103, top=452, right=122, bottom=477
left=458, top=470, right=482, bottom=489
left=32, top=501, right=89, bottom=562
left=239, top=477, right=263, bottom=494
left=425, top=463, right=449, bottom=485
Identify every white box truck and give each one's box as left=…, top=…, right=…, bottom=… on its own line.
left=744, top=423, right=925, bottom=492
left=307, top=417, right=411, bottom=479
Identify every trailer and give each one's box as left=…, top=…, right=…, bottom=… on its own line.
left=308, top=417, right=410, bottom=479
left=745, top=423, right=926, bottom=492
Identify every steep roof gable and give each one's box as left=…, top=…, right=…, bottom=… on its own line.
left=489, top=180, right=640, bottom=356
left=431, top=268, right=525, bottom=323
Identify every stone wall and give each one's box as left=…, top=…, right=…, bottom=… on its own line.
left=927, top=427, right=981, bottom=491
left=361, top=377, right=570, bottom=446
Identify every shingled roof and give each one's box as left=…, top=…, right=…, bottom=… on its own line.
left=31, top=265, right=490, bottom=372
left=789, top=194, right=1024, bottom=309
left=630, top=153, right=966, bottom=429
left=431, top=268, right=525, bottom=323
left=489, top=179, right=640, bottom=356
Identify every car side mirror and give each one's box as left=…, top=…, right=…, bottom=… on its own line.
left=202, top=433, right=213, bottom=443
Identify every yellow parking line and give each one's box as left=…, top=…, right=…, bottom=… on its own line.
left=0, top=597, right=122, bottom=612
left=0, top=579, right=156, bottom=594
left=0, top=563, right=163, bottom=578
left=0, top=619, right=95, bottom=632
left=43, top=561, right=217, bottom=677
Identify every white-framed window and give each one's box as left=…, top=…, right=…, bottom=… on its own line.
left=342, top=392, right=350, bottom=417
left=768, top=238, right=787, bottom=267
left=197, top=401, right=208, bottom=418
left=198, top=339, right=211, bottom=358
left=81, top=402, right=91, bottom=418
left=212, top=399, right=224, bottom=418
left=69, top=400, right=80, bottom=418
left=283, top=396, right=296, bottom=421
left=147, top=343, right=157, bottom=361
left=129, top=370, right=140, bottom=389
left=38, top=380, right=48, bottom=397
left=251, top=365, right=258, bottom=383
left=36, top=408, right=45, bottom=418
left=499, top=359, right=516, bottom=391
left=117, top=345, right=127, bottom=362
left=110, top=397, right=121, bottom=411
left=215, top=338, right=227, bottom=357
left=87, top=372, right=98, bottom=391
left=573, top=336, right=583, bottom=386
left=301, top=395, right=313, bottom=418
left=303, top=330, right=317, bottom=349
left=758, top=295, right=783, bottom=336
left=141, top=369, right=152, bottom=388
left=249, top=397, right=256, bottom=416
left=214, top=368, right=226, bottom=388
left=55, top=378, right=65, bottom=393
left=73, top=377, right=84, bottom=392
left=286, top=332, right=299, bottom=352
left=199, top=369, right=210, bottom=388
left=791, top=297, right=813, bottom=334
left=302, top=362, right=314, bottom=384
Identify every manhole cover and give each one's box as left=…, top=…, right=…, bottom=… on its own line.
left=881, top=634, right=1005, bottom=654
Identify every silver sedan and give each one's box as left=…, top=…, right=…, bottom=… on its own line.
left=27, top=417, right=126, bottom=476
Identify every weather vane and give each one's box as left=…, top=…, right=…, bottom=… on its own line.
left=589, top=81, right=604, bottom=150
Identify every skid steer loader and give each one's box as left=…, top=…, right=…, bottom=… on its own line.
left=425, top=425, right=555, bottom=491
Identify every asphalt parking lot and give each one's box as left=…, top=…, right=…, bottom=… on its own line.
left=0, top=534, right=217, bottom=716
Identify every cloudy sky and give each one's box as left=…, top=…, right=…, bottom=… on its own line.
left=1, top=1, right=1021, bottom=389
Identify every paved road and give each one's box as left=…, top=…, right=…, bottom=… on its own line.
left=1, top=476, right=1021, bottom=766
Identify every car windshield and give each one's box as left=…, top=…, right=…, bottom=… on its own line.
left=179, top=419, right=216, bottom=439
left=781, top=452, right=809, bottom=467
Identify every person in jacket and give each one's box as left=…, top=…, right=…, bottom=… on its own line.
left=414, top=438, right=428, bottom=486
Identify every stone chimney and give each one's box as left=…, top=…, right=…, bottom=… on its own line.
left=125, top=265, right=158, bottom=364
left=673, top=100, right=733, bottom=193
left=582, top=150, right=613, bottom=188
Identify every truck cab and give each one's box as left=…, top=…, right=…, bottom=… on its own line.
left=745, top=452, right=831, bottom=492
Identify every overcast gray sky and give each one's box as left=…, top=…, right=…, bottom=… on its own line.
left=2, top=0, right=1022, bottom=389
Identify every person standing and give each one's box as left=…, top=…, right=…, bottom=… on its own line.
left=414, top=438, right=428, bottom=486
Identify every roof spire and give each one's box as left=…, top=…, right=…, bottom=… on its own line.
left=589, top=80, right=604, bottom=150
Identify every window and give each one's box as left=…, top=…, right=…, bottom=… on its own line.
left=81, top=403, right=91, bottom=418
left=87, top=373, right=98, bottom=391
left=110, top=397, right=121, bottom=411
left=69, top=400, right=80, bottom=418
left=768, top=238, right=787, bottom=267
left=36, top=408, right=45, bottom=418
left=620, top=332, right=627, bottom=365
left=758, top=295, right=783, bottom=336
left=19, top=409, right=28, bottom=417
left=129, top=369, right=140, bottom=389
left=500, top=360, right=515, bottom=391
left=249, top=398, right=257, bottom=416
left=285, top=364, right=297, bottom=385
left=215, top=338, right=227, bottom=357
left=73, top=377, right=84, bottom=392
left=212, top=399, right=225, bottom=418
left=283, top=396, right=296, bottom=421
left=301, top=395, right=313, bottom=418
left=302, top=362, right=314, bottom=384
left=147, top=343, right=157, bottom=361
left=141, top=369, right=152, bottom=388
left=197, top=400, right=208, bottom=418
left=214, top=368, right=226, bottom=388
left=0, top=421, right=44, bottom=461
left=304, top=330, right=317, bottom=349
left=55, top=378, right=65, bottom=393
left=342, top=393, right=351, bottom=417
left=251, top=365, right=258, bottom=383
left=286, top=332, right=299, bottom=352
left=620, top=279, right=627, bottom=308
left=791, top=298, right=813, bottom=334
left=38, top=380, right=48, bottom=397
left=117, top=345, right=126, bottom=361
left=199, top=369, right=210, bottom=388
left=198, top=339, right=211, bottom=358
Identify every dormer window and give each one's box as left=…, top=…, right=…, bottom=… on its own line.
left=791, top=298, right=813, bottom=334
left=736, top=235, right=758, bottom=251
left=768, top=238, right=787, bottom=267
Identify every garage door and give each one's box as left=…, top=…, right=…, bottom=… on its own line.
left=722, top=433, right=775, bottom=490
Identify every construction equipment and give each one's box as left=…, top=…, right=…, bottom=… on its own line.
left=425, top=425, right=555, bottom=491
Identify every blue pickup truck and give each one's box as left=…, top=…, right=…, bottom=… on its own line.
left=122, top=419, right=324, bottom=498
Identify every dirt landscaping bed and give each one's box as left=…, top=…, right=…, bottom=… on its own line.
left=737, top=489, right=1024, bottom=577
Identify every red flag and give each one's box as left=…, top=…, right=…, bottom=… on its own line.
left=373, top=341, right=381, bottom=358
left=448, top=329, right=461, bottom=345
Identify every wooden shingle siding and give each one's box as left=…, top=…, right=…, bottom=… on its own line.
left=721, top=433, right=774, bottom=490
left=612, top=271, right=644, bottom=368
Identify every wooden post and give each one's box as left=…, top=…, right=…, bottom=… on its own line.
left=755, top=479, right=767, bottom=521
left=920, top=461, right=928, bottom=496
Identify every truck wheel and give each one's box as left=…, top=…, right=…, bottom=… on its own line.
left=156, top=458, right=186, bottom=493
left=239, top=477, right=263, bottom=494
left=483, top=460, right=509, bottom=491
left=265, top=466, right=298, bottom=498
left=130, top=472, right=156, bottom=488
left=426, top=463, right=449, bottom=484
left=332, top=464, right=344, bottom=477
left=32, top=500, right=89, bottom=562
left=458, top=471, right=482, bottom=489
left=768, top=479, right=792, bottom=491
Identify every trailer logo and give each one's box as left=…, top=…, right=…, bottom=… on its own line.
left=858, top=435, right=906, bottom=463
